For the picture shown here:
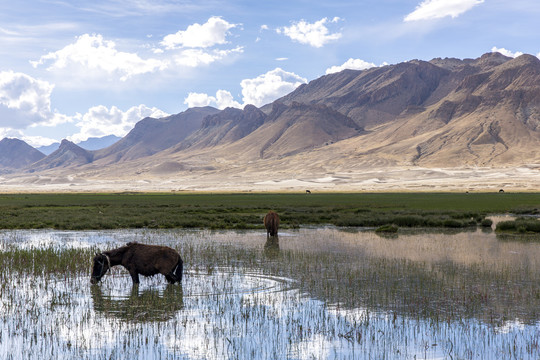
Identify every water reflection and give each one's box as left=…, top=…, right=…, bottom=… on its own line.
left=263, top=235, right=280, bottom=258
left=91, top=283, right=184, bottom=322
left=0, top=228, right=539, bottom=359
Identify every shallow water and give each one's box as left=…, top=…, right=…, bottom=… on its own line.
left=0, top=228, right=539, bottom=359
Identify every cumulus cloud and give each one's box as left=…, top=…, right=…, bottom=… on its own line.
left=159, top=17, right=243, bottom=69
left=69, top=104, right=169, bottom=143
left=184, top=68, right=307, bottom=109
left=184, top=90, right=242, bottom=109
left=491, top=47, right=524, bottom=58
left=404, top=0, right=484, bottom=22
left=161, top=16, right=238, bottom=49
left=31, top=34, right=166, bottom=81
left=0, top=71, right=58, bottom=129
left=173, top=46, right=243, bottom=67
left=241, top=68, right=307, bottom=107
left=325, top=58, right=378, bottom=74
left=277, top=17, right=342, bottom=48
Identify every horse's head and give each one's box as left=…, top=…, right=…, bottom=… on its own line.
left=90, top=253, right=110, bottom=284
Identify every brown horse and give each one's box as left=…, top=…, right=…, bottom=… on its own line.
left=90, top=242, right=183, bottom=285
left=264, top=211, right=280, bottom=237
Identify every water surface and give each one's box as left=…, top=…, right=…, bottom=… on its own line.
left=0, top=228, right=538, bottom=359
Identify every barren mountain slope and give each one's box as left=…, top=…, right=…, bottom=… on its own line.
left=92, top=106, right=219, bottom=164
left=296, top=54, right=540, bottom=167
left=0, top=138, right=45, bottom=172
left=5, top=52, right=540, bottom=192
left=28, top=140, right=94, bottom=172
left=176, top=105, right=267, bottom=151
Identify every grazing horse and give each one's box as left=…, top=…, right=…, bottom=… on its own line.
left=90, top=242, right=183, bottom=285
left=264, top=211, right=280, bottom=237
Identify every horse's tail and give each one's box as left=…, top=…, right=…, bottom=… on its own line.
left=172, top=257, right=183, bottom=283
left=270, top=217, right=278, bottom=236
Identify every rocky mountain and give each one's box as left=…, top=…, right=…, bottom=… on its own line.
left=93, top=106, right=219, bottom=164
left=177, top=105, right=267, bottom=150
left=215, top=101, right=363, bottom=160
left=0, top=138, right=45, bottom=172
left=28, top=139, right=94, bottom=172
left=265, top=52, right=540, bottom=167
left=4, top=52, right=540, bottom=183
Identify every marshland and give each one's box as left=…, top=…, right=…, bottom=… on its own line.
left=0, top=193, right=539, bottom=359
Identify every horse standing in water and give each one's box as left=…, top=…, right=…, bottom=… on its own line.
left=90, top=242, right=183, bottom=285
left=264, top=211, right=280, bottom=237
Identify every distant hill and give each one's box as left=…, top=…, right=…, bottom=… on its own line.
left=77, top=135, right=121, bottom=150
left=37, top=135, right=122, bottom=155
left=37, top=143, right=61, bottom=156
left=0, top=138, right=45, bottom=172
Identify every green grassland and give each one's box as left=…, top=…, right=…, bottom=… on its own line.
left=1, top=192, right=540, bottom=230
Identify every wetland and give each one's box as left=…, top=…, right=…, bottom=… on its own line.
left=0, top=227, right=539, bottom=359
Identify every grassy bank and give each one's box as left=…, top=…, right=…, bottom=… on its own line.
left=1, top=192, right=540, bottom=230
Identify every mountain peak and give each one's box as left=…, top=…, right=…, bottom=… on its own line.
left=27, top=139, right=94, bottom=172
left=0, top=138, right=45, bottom=171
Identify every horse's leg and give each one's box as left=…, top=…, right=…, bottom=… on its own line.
left=128, top=269, right=140, bottom=284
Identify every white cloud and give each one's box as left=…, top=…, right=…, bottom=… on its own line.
left=404, top=0, right=484, bottom=22
left=491, top=47, right=524, bottom=58
left=173, top=46, right=243, bottom=67
left=325, top=58, right=378, bottom=74
left=0, top=128, right=57, bottom=148
left=184, top=68, right=307, bottom=109
left=21, top=135, right=59, bottom=147
left=0, top=71, right=58, bottom=129
left=184, top=90, right=242, bottom=110
left=69, top=104, right=169, bottom=143
left=277, top=18, right=342, bottom=48
left=240, top=68, right=307, bottom=107
left=161, top=16, right=238, bottom=49
left=31, top=34, right=166, bottom=81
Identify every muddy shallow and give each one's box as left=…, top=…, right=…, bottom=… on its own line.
left=0, top=228, right=539, bottom=359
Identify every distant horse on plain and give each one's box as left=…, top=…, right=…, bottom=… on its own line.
left=90, top=242, right=183, bottom=285
left=264, top=211, right=280, bottom=237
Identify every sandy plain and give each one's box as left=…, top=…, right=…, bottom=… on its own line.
left=2, top=165, right=540, bottom=193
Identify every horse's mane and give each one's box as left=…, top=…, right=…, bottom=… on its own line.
left=104, top=242, right=138, bottom=257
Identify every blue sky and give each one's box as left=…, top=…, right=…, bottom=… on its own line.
left=0, top=0, right=539, bottom=146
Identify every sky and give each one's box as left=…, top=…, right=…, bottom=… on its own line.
left=0, top=0, right=539, bottom=147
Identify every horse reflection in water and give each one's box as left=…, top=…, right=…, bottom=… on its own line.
left=91, top=285, right=184, bottom=322
left=263, top=211, right=280, bottom=258
left=264, top=236, right=280, bottom=259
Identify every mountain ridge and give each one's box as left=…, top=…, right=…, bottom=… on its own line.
left=3, top=52, right=540, bottom=190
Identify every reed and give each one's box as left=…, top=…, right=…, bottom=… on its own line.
left=0, top=228, right=538, bottom=359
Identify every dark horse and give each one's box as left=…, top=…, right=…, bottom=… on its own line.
left=90, top=242, right=183, bottom=285
left=264, top=211, right=280, bottom=237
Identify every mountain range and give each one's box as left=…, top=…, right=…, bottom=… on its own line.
left=2, top=52, right=540, bottom=191
left=37, top=135, right=122, bottom=155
